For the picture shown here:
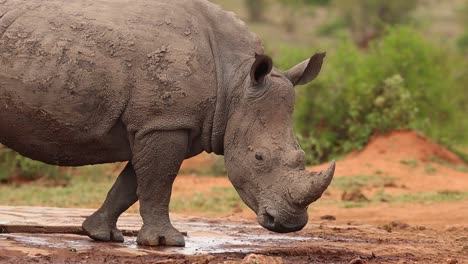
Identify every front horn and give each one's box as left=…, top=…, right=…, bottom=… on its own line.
left=290, top=161, right=335, bottom=207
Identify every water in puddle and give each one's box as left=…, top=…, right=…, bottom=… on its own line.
left=2, top=229, right=327, bottom=255
left=2, top=220, right=367, bottom=255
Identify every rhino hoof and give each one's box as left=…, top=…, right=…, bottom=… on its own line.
left=136, top=225, right=185, bottom=247
left=82, top=212, right=124, bottom=242
left=85, top=228, right=124, bottom=242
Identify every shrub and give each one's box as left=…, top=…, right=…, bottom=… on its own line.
left=458, top=34, right=468, bottom=51
left=277, top=0, right=304, bottom=32
left=0, top=146, right=69, bottom=183
left=277, top=0, right=329, bottom=33
left=304, top=0, right=330, bottom=6
left=275, top=26, right=468, bottom=164
left=245, top=0, right=267, bottom=22
left=458, top=2, right=468, bottom=51
left=209, top=156, right=227, bottom=176
left=332, top=0, right=419, bottom=48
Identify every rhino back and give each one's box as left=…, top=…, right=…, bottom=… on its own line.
left=0, top=0, right=260, bottom=165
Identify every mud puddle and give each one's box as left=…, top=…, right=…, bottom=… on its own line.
left=1, top=225, right=331, bottom=255
left=1, top=206, right=467, bottom=263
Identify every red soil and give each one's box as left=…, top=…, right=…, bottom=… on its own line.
left=346, top=130, right=463, bottom=165
left=312, top=130, right=468, bottom=193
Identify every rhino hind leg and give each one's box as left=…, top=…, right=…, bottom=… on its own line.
left=82, top=163, right=138, bottom=242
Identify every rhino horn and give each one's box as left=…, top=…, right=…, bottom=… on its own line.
left=292, top=161, right=335, bottom=207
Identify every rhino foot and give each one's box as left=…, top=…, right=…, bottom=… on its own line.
left=82, top=211, right=124, bottom=242
left=136, top=224, right=185, bottom=247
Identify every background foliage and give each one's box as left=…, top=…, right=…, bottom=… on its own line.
left=459, top=1, right=468, bottom=51
left=0, top=146, right=69, bottom=183
left=276, top=26, right=467, bottom=164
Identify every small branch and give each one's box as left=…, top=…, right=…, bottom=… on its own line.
left=0, top=225, right=138, bottom=237
left=0, top=225, right=187, bottom=237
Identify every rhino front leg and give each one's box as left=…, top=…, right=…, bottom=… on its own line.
left=132, top=130, right=188, bottom=247
left=82, top=163, right=138, bottom=242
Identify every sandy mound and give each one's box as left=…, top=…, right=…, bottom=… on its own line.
left=346, top=130, right=464, bottom=165
left=311, top=130, right=468, bottom=193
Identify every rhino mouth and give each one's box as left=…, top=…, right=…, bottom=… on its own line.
left=256, top=207, right=308, bottom=233
left=234, top=186, right=259, bottom=213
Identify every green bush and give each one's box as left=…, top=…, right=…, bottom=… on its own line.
left=245, top=0, right=267, bottom=22
left=458, top=34, right=468, bottom=51
left=277, top=0, right=328, bottom=33
left=277, top=0, right=304, bottom=32
left=458, top=2, right=468, bottom=51
left=304, top=0, right=330, bottom=6
left=0, top=146, right=69, bottom=183
left=331, top=0, right=419, bottom=47
left=276, top=26, right=468, bottom=164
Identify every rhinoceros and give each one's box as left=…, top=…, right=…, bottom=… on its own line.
left=0, top=0, right=335, bottom=246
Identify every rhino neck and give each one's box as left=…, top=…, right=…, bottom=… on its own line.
left=199, top=1, right=264, bottom=155
left=208, top=57, right=253, bottom=155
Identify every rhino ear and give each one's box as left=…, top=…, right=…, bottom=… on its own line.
left=285, top=52, right=326, bottom=86
left=250, top=54, right=273, bottom=86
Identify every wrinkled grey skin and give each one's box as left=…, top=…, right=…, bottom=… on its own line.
left=0, top=0, right=335, bottom=246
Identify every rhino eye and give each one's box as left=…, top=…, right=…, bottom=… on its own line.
left=253, top=149, right=272, bottom=172
left=255, top=152, right=263, bottom=161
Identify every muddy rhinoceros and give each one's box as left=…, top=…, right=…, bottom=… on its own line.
left=0, top=0, right=335, bottom=246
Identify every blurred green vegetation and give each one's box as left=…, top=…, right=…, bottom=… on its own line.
left=179, top=156, right=227, bottom=177
left=170, top=187, right=247, bottom=215
left=339, top=190, right=468, bottom=209
left=277, top=26, right=468, bottom=164
left=224, top=0, right=468, bottom=164
left=245, top=0, right=267, bottom=22
left=459, top=1, right=468, bottom=51
left=331, top=0, right=419, bottom=47
left=0, top=146, right=70, bottom=184
left=0, top=164, right=118, bottom=207
left=330, top=175, right=396, bottom=191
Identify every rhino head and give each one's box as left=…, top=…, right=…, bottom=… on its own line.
left=224, top=52, right=335, bottom=233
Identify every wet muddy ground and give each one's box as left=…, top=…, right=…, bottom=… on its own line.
left=0, top=206, right=467, bottom=263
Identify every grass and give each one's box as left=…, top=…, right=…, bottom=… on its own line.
left=400, top=159, right=419, bottom=167
left=331, top=175, right=397, bottom=191
left=339, top=190, right=468, bottom=209
left=448, top=145, right=468, bottom=164
left=0, top=165, right=115, bottom=209
left=327, top=175, right=468, bottom=208
left=341, top=201, right=369, bottom=208
left=0, top=165, right=246, bottom=216
left=387, top=190, right=468, bottom=204
left=430, top=156, right=468, bottom=173
left=170, top=187, right=246, bottom=215
left=179, top=156, right=227, bottom=177
left=1, top=170, right=467, bottom=214
left=424, top=164, right=437, bottom=175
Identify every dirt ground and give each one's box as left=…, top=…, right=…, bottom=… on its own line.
left=1, top=206, right=467, bottom=264
left=1, top=131, right=467, bottom=263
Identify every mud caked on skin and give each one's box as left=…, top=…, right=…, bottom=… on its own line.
left=0, top=0, right=334, bottom=247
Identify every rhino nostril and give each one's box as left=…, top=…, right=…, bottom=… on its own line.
left=264, top=211, right=275, bottom=226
